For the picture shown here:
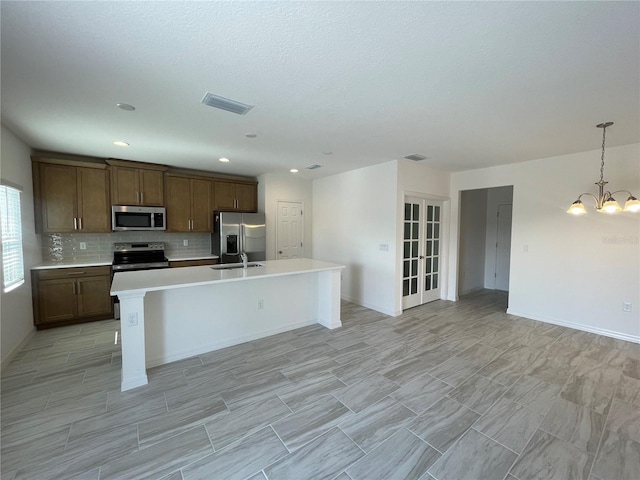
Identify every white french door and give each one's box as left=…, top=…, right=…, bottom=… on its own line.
left=402, top=196, right=443, bottom=309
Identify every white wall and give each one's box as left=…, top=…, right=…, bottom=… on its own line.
left=484, top=186, right=513, bottom=288
left=1, top=125, right=41, bottom=365
left=459, top=189, right=488, bottom=294
left=313, top=161, right=398, bottom=315
left=258, top=173, right=313, bottom=261
left=449, top=143, right=640, bottom=341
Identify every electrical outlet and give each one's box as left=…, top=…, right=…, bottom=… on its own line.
left=379, top=243, right=389, bottom=251
left=183, top=239, right=189, bottom=247
left=127, top=313, right=138, bottom=327
left=523, top=244, right=529, bottom=253
left=79, top=242, right=86, bottom=250
left=258, top=299, right=264, bottom=310
left=623, top=302, right=632, bottom=312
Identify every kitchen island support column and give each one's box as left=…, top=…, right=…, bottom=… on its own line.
left=118, top=291, right=148, bottom=391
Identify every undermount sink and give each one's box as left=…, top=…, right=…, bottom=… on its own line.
left=210, top=262, right=264, bottom=271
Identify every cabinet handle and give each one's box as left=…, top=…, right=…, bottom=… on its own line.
left=72, top=281, right=77, bottom=295
left=73, top=217, right=78, bottom=230
left=141, top=192, right=144, bottom=204
left=78, top=281, right=82, bottom=295
left=136, top=192, right=140, bottom=204
left=79, top=218, right=83, bottom=230
left=234, top=198, right=238, bottom=209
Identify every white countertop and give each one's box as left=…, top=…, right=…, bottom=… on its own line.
left=32, top=260, right=113, bottom=270
left=111, top=258, right=345, bottom=296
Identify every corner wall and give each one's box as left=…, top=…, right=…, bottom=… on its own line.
left=459, top=189, right=488, bottom=294
left=1, top=125, right=42, bottom=365
left=449, top=143, right=640, bottom=341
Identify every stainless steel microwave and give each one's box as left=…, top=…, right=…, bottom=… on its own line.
left=112, top=206, right=166, bottom=231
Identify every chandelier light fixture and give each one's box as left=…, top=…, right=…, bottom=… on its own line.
left=567, top=122, right=640, bottom=215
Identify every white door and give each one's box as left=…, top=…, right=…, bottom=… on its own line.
left=402, top=197, right=443, bottom=309
left=276, top=201, right=304, bottom=259
left=495, top=203, right=512, bottom=291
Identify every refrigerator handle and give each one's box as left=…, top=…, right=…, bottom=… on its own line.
left=240, top=223, right=244, bottom=255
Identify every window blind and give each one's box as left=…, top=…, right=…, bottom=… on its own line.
left=0, top=184, right=24, bottom=292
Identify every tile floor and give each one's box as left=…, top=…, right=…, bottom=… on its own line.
left=2, top=290, right=639, bottom=480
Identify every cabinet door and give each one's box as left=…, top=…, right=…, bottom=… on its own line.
left=77, top=276, right=113, bottom=317
left=214, top=181, right=237, bottom=210
left=139, top=169, right=164, bottom=206
left=77, top=168, right=111, bottom=232
left=111, top=166, right=140, bottom=205
left=38, top=278, right=78, bottom=323
left=165, top=176, right=192, bottom=232
left=236, top=184, right=257, bottom=212
left=190, top=179, right=213, bottom=231
left=39, top=163, right=78, bottom=232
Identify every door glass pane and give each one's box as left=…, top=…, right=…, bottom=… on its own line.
left=426, top=240, right=432, bottom=256
left=411, top=241, right=418, bottom=257
left=412, top=223, right=419, bottom=239
left=433, top=257, right=439, bottom=273
left=404, top=223, right=411, bottom=240
left=427, top=223, right=433, bottom=239
left=403, top=279, right=409, bottom=296
left=427, top=205, right=433, bottom=221
left=425, top=275, right=431, bottom=291
left=411, top=259, right=417, bottom=276
left=434, top=223, right=440, bottom=239
left=433, top=240, right=439, bottom=256
left=403, top=242, right=410, bottom=259
left=412, top=204, right=419, bottom=220
left=404, top=204, right=411, bottom=221
left=403, top=261, right=410, bottom=277
left=426, top=258, right=431, bottom=274
left=411, top=278, right=417, bottom=294
left=433, top=274, right=438, bottom=289
left=434, top=206, right=440, bottom=221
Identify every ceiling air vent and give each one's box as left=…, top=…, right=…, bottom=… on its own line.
left=305, top=164, right=323, bottom=170
left=404, top=154, right=427, bottom=161
left=201, top=92, right=254, bottom=115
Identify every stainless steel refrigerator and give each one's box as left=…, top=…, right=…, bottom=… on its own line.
left=211, top=211, right=266, bottom=264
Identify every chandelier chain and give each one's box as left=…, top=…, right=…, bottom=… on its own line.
left=600, top=124, right=606, bottom=183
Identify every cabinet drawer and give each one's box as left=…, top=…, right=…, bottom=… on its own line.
left=37, top=266, right=111, bottom=280
left=170, top=259, right=219, bottom=268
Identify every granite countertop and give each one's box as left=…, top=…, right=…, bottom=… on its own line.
left=111, top=258, right=345, bottom=296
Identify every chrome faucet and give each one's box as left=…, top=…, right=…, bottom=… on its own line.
left=240, top=252, right=248, bottom=269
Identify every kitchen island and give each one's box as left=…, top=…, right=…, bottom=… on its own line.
left=111, top=258, right=345, bottom=391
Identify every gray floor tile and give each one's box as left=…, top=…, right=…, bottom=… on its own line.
left=381, top=357, right=435, bottom=385
left=541, top=398, right=604, bottom=453
left=182, top=427, right=287, bottom=480
left=391, top=373, right=453, bottom=414
left=100, top=426, right=212, bottom=480
left=284, top=342, right=337, bottom=363
left=455, top=343, right=502, bottom=367
left=205, top=395, right=290, bottom=449
left=427, top=428, right=517, bottom=480
left=605, top=398, right=640, bottom=444
left=1, top=425, right=69, bottom=475
left=333, top=373, right=399, bottom=413
left=272, top=395, right=354, bottom=451
left=339, top=397, right=416, bottom=452
left=278, top=372, right=347, bottom=411
left=527, top=355, right=574, bottom=386
left=346, top=428, right=439, bottom=480
left=623, top=356, right=640, bottom=380
left=591, top=430, right=640, bottom=480
left=447, top=374, right=507, bottom=414
left=264, top=427, right=364, bottom=480
left=478, top=357, right=525, bottom=387
left=232, top=354, right=292, bottom=382
left=408, top=396, right=480, bottom=452
left=616, top=375, right=640, bottom=407
left=280, top=357, right=341, bottom=382
left=331, top=357, right=385, bottom=385
left=428, top=356, right=479, bottom=387
left=474, top=397, right=544, bottom=453
left=561, top=375, right=614, bottom=415
left=510, top=429, right=593, bottom=480
left=504, top=374, right=562, bottom=415
left=220, top=372, right=292, bottom=410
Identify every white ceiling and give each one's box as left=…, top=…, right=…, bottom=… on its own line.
left=1, top=1, right=639, bottom=179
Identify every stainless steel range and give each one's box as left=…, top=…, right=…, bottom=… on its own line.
left=112, top=242, right=169, bottom=271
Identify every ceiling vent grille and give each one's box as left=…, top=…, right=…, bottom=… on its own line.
left=404, top=154, right=427, bottom=161
left=305, top=164, right=323, bottom=170
left=201, top=92, right=254, bottom=115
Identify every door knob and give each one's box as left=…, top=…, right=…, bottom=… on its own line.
left=279, top=251, right=283, bottom=254
left=419, top=256, right=425, bottom=259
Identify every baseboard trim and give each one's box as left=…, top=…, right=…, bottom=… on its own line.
left=1, top=326, right=36, bottom=371
left=145, top=319, right=317, bottom=368
left=341, top=295, right=400, bottom=317
left=506, top=308, right=640, bottom=344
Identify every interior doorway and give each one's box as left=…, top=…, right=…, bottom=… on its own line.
left=402, top=196, right=443, bottom=309
left=276, top=201, right=304, bottom=259
left=458, top=186, right=513, bottom=297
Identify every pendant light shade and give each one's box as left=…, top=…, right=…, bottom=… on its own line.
left=567, top=200, right=587, bottom=215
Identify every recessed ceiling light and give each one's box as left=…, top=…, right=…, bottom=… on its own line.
left=113, top=141, right=129, bottom=147
left=323, top=151, right=333, bottom=155
left=116, top=103, right=136, bottom=111
left=290, top=169, right=299, bottom=173
left=219, top=157, right=230, bottom=163
left=305, top=164, right=323, bottom=170
left=245, top=133, right=257, bottom=138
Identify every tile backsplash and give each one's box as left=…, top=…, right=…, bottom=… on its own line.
left=42, top=231, right=211, bottom=263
